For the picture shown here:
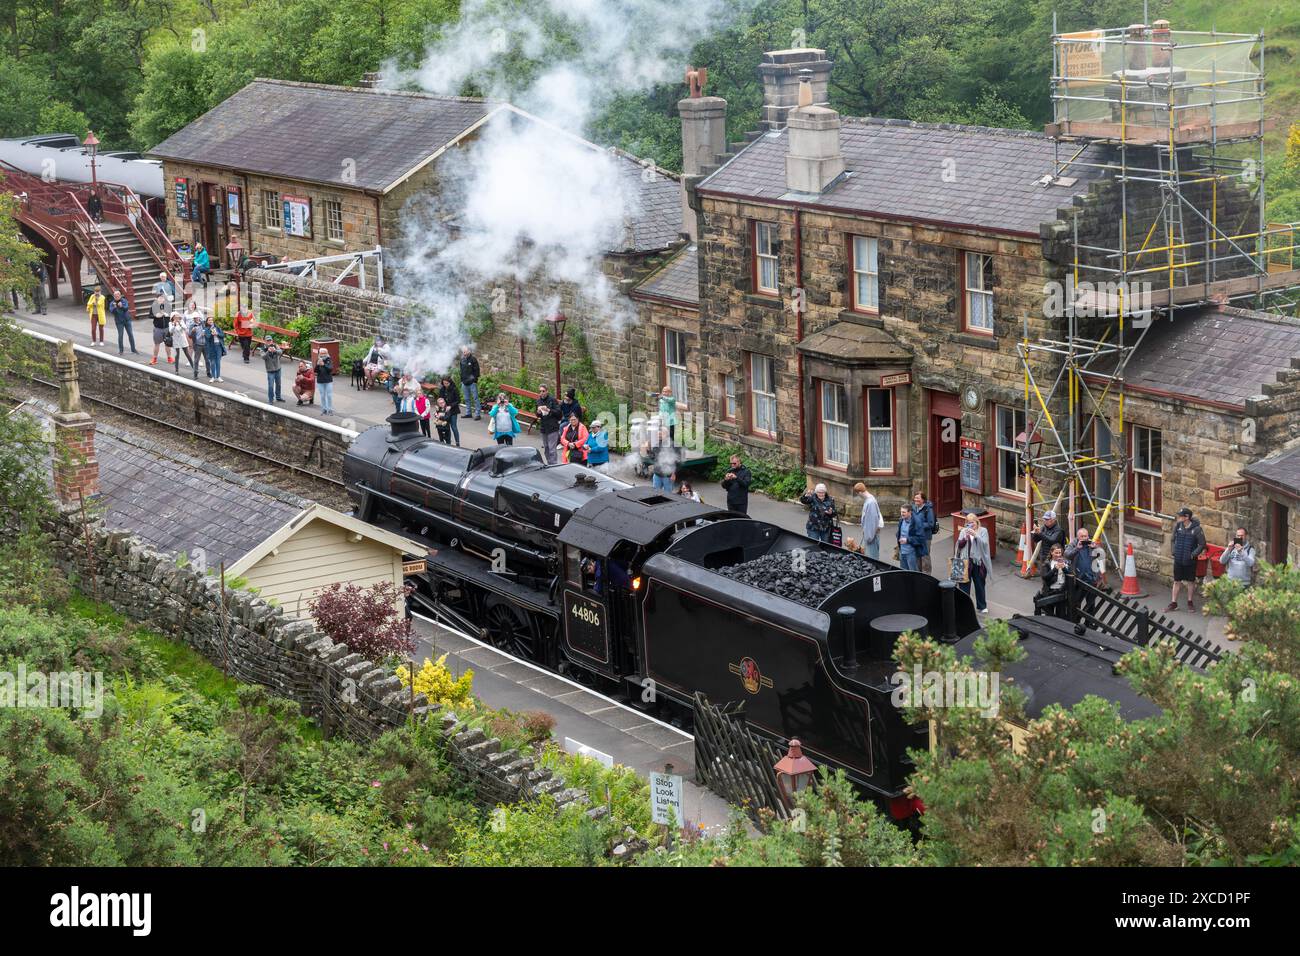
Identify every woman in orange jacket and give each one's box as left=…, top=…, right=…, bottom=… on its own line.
left=558, top=412, right=589, bottom=465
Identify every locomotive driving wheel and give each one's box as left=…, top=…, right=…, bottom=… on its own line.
left=482, top=602, right=537, bottom=662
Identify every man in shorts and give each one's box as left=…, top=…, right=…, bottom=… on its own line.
left=1166, top=507, right=1206, bottom=612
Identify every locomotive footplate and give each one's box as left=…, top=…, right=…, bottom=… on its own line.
left=426, top=546, right=558, bottom=617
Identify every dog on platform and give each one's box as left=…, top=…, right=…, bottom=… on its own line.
left=350, top=358, right=366, bottom=390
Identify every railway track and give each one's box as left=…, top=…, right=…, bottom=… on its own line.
left=20, top=378, right=352, bottom=511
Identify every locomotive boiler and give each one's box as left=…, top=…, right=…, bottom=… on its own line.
left=344, top=414, right=1158, bottom=803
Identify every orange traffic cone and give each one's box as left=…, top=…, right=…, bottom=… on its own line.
left=1016, top=524, right=1036, bottom=577
left=1121, top=541, right=1145, bottom=597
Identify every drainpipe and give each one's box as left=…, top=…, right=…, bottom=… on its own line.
left=794, top=208, right=806, bottom=467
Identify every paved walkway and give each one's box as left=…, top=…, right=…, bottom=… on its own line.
left=16, top=277, right=1226, bottom=648
left=412, top=616, right=734, bottom=828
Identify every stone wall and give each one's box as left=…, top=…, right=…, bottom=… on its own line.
left=469, top=251, right=672, bottom=402
left=695, top=194, right=1066, bottom=527
left=246, top=267, right=415, bottom=346
left=26, top=330, right=356, bottom=484
left=160, top=161, right=384, bottom=273
left=628, top=297, right=703, bottom=415
left=47, top=512, right=592, bottom=812
left=1044, top=147, right=1261, bottom=298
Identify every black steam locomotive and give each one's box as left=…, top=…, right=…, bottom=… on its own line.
left=344, top=414, right=1156, bottom=806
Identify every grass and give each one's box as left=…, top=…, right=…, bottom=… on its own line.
left=1171, top=0, right=1299, bottom=151
left=64, top=590, right=322, bottom=741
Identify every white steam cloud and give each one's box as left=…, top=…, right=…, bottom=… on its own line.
left=381, top=0, right=744, bottom=379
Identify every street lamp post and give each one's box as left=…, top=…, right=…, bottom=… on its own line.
left=83, top=131, right=99, bottom=188
left=225, top=235, right=244, bottom=316
left=1016, top=427, right=1045, bottom=563
left=545, top=311, right=567, bottom=398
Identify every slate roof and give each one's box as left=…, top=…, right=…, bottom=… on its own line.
left=26, top=404, right=305, bottom=568
left=631, top=244, right=698, bottom=306
left=697, top=117, right=1110, bottom=236
left=796, top=321, right=912, bottom=365
left=149, top=79, right=494, bottom=193
left=616, top=161, right=684, bottom=253
left=1087, top=306, right=1300, bottom=407
left=149, top=80, right=683, bottom=252
left=1242, top=445, right=1300, bottom=499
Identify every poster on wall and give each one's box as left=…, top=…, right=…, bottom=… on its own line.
left=282, top=195, right=312, bottom=238
left=959, top=437, right=984, bottom=494
left=174, top=178, right=189, bottom=219
left=226, top=186, right=242, bottom=228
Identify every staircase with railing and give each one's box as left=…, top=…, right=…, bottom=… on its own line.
left=1, top=161, right=181, bottom=314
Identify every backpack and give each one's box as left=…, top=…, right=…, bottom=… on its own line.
left=494, top=406, right=512, bottom=433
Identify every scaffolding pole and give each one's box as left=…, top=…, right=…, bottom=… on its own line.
left=1025, top=24, right=1300, bottom=575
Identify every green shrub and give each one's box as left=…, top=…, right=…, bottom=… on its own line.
left=539, top=744, right=653, bottom=834
left=453, top=799, right=615, bottom=866
left=702, top=436, right=807, bottom=501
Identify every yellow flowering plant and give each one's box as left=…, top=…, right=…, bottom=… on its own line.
left=395, top=654, right=474, bottom=708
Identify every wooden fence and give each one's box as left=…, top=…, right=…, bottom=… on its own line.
left=691, top=692, right=788, bottom=828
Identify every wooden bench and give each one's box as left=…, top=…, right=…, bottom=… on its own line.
left=499, top=384, right=540, bottom=433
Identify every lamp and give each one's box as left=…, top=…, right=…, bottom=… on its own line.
left=226, top=235, right=245, bottom=312
left=1016, top=428, right=1044, bottom=473
left=83, top=130, right=99, bottom=187
left=773, top=738, right=817, bottom=808
left=545, top=311, right=567, bottom=397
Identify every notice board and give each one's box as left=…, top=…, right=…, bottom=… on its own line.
left=959, top=437, right=983, bottom=494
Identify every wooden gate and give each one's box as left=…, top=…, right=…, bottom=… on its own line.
left=692, top=692, right=789, bottom=827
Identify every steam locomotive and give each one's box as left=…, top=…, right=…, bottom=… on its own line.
left=344, top=413, right=1157, bottom=805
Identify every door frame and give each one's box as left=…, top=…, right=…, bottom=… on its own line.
left=1268, top=499, right=1290, bottom=564
left=928, top=389, right=962, bottom=516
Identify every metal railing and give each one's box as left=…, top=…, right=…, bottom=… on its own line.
left=1039, top=576, right=1223, bottom=670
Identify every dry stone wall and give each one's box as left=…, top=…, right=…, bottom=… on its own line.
left=26, top=331, right=355, bottom=485
left=48, top=512, right=590, bottom=812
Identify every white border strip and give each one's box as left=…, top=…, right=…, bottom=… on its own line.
left=21, top=326, right=360, bottom=440
left=411, top=610, right=692, bottom=741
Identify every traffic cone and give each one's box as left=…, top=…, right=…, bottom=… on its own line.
left=1120, top=541, right=1146, bottom=597
left=1016, top=524, right=1036, bottom=577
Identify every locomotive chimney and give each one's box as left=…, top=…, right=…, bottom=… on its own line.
left=837, top=605, right=859, bottom=673
left=387, top=412, right=422, bottom=442
left=939, top=581, right=957, bottom=640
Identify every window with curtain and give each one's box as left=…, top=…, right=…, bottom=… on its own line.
left=867, top=387, right=894, bottom=472
left=965, top=252, right=995, bottom=333
left=996, top=404, right=1027, bottom=494
left=662, top=329, right=688, bottom=406
left=750, top=354, right=776, bottom=436
left=754, top=222, right=779, bottom=294
left=852, top=236, right=879, bottom=311
left=820, top=382, right=849, bottom=467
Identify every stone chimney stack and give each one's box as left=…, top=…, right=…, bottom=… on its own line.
left=759, top=48, right=832, bottom=131
left=51, top=340, right=99, bottom=506
left=677, top=66, right=727, bottom=241
left=785, top=71, right=844, bottom=194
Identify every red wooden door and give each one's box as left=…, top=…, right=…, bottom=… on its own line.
left=929, top=390, right=962, bottom=517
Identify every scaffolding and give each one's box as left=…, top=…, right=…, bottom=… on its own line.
left=1016, top=21, right=1300, bottom=573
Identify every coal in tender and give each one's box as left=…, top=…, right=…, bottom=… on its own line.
left=716, top=548, right=877, bottom=607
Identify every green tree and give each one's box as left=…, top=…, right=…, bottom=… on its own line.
left=905, top=568, right=1300, bottom=866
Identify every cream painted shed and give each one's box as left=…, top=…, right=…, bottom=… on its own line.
left=226, top=503, right=421, bottom=617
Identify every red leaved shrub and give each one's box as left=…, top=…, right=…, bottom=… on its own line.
left=308, top=581, right=415, bottom=660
